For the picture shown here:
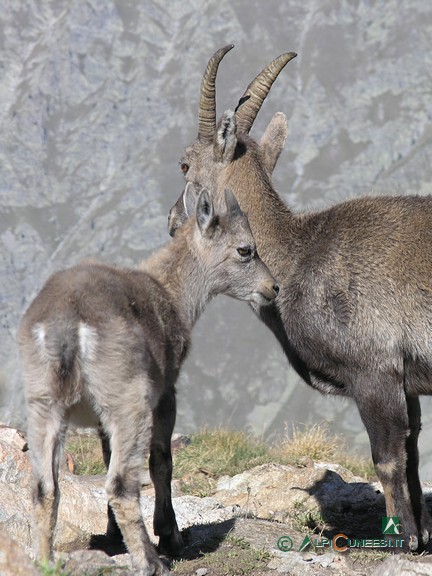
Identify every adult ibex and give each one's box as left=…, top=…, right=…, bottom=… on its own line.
left=18, top=188, right=278, bottom=575
left=168, top=45, right=432, bottom=551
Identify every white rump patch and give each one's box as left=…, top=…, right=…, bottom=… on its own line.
left=78, top=323, right=98, bottom=361
left=32, top=324, right=46, bottom=348
left=32, top=324, right=50, bottom=364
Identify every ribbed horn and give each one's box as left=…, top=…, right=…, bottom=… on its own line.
left=235, top=52, right=297, bottom=134
left=198, top=44, right=234, bottom=142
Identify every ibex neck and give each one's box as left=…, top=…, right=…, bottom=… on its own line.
left=224, top=154, right=298, bottom=277
left=140, top=229, right=210, bottom=330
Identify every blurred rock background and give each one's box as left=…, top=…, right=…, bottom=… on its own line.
left=1, top=0, right=432, bottom=474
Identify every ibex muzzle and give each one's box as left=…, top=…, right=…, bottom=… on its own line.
left=168, top=45, right=432, bottom=552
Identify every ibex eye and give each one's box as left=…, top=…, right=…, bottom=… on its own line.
left=180, top=162, right=189, bottom=175
left=237, top=247, right=252, bottom=258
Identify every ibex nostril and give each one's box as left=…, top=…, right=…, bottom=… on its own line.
left=273, top=284, right=280, bottom=295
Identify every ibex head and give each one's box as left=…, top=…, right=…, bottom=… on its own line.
left=168, top=45, right=296, bottom=236
left=187, top=184, right=279, bottom=306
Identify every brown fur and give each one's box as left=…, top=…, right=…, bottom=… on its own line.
left=168, top=51, right=432, bottom=552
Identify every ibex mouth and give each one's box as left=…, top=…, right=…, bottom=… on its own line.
left=252, top=285, right=279, bottom=306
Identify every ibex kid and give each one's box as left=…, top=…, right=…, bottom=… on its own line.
left=18, top=188, right=278, bottom=575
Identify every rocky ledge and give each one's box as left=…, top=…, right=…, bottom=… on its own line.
left=2, top=425, right=432, bottom=576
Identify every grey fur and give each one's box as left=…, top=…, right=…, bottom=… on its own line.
left=18, top=190, right=278, bottom=575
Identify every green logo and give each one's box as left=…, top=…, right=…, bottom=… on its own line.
left=277, top=535, right=293, bottom=552
left=298, top=534, right=313, bottom=552
left=382, top=517, right=402, bottom=535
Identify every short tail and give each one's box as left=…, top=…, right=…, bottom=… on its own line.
left=41, top=318, right=82, bottom=406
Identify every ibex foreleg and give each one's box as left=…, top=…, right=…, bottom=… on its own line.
left=356, top=376, right=422, bottom=551
left=405, top=396, right=432, bottom=545
left=89, top=425, right=126, bottom=554
left=150, top=390, right=184, bottom=557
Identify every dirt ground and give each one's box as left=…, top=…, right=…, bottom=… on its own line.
left=64, top=502, right=432, bottom=576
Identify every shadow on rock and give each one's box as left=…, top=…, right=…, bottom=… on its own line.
left=302, top=468, right=387, bottom=539
left=179, top=518, right=236, bottom=560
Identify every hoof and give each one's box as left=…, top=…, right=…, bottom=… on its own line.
left=421, top=528, right=430, bottom=546
left=158, top=529, right=184, bottom=558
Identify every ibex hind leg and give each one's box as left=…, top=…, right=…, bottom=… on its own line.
left=27, top=401, right=66, bottom=561
left=150, top=390, right=184, bottom=557
left=406, top=396, right=432, bottom=548
left=103, top=407, right=169, bottom=575
left=356, top=376, right=420, bottom=551
left=89, top=425, right=126, bottom=555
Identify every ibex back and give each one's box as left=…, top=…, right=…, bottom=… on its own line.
left=18, top=189, right=278, bottom=575
left=168, top=46, right=432, bottom=551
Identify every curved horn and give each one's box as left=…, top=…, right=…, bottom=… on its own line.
left=198, top=44, right=234, bottom=142
left=235, top=52, right=297, bottom=134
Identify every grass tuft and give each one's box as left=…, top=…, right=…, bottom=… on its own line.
left=37, top=559, right=69, bottom=576
left=65, top=432, right=105, bottom=476
left=173, top=424, right=375, bottom=496
left=270, top=422, right=376, bottom=480
left=65, top=424, right=374, bottom=493
left=173, top=428, right=269, bottom=496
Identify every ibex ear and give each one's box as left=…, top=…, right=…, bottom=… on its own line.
left=260, top=112, right=288, bottom=175
left=214, top=110, right=237, bottom=164
left=196, top=189, right=215, bottom=233
left=224, top=188, right=242, bottom=217
left=183, top=182, right=199, bottom=217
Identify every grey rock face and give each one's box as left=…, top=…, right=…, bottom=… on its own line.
left=2, top=1, right=432, bottom=474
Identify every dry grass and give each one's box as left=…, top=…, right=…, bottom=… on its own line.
left=173, top=423, right=375, bottom=496
left=65, top=423, right=375, bottom=494
left=269, top=422, right=376, bottom=480
left=65, top=432, right=105, bottom=476
left=173, top=428, right=269, bottom=496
